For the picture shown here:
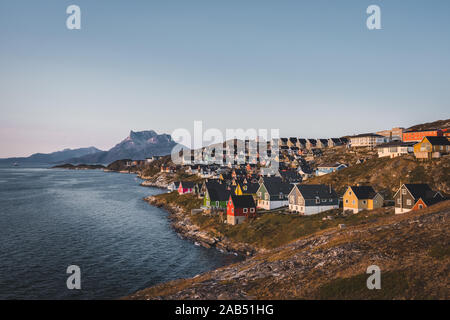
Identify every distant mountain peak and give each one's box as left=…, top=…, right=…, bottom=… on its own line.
left=62, top=130, right=178, bottom=165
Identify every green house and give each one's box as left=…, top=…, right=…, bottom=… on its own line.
left=203, top=181, right=231, bottom=209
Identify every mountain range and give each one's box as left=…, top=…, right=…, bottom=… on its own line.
left=0, top=130, right=178, bottom=166
left=0, top=147, right=102, bottom=165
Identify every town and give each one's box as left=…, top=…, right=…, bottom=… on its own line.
left=124, top=123, right=449, bottom=230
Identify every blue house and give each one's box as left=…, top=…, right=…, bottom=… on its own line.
left=315, top=163, right=347, bottom=176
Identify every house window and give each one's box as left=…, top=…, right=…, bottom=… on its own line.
left=402, top=189, right=407, bottom=195
left=329, top=199, right=333, bottom=202
left=406, top=199, right=412, bottom=206
left=231, top=208, right=234, bottom=213
left=216, top=201, right=219, bottom=207
left=345, top=199, right=348, bottom=204
left=250, top=208, right=255, bottom=213
left=363, top=200, right=367, bottom=204
left=349, top=191, right=352, bottom=195
left=321, top=199, right=326, bottom=203
left=315, top=198, right=320, bottom=204
left=397, top=198, right=401, bottom=204
left=418, top=204, right=423, bottom=209
left=265, top=194, right=269, bottom=200
left=243, top=208, right=248, bottom=213
left=352, top=200, right=355, bottom=205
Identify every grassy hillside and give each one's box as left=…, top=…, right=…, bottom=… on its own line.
left=306, top=155, right=450, bottom=198
left=127, top=200, right=450, bottom=300
left=192, top=207, right=394, bottom=249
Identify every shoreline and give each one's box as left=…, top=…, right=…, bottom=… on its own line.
left=144, top=195, right=263, bottom=257
left=48, top=166, right=261, bottom=256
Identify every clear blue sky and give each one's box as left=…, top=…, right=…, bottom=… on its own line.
left=1, top=0, right=449, bottom=157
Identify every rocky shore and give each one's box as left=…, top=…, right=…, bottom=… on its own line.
left=145, top=195, right=264, bottom=257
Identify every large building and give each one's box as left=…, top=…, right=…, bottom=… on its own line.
left=377, top=127, right=405, bottom=141
left=376, top=141, right=415, bottom=158
left=350, top=133, right=386, bottom=148
left=402, top=129, right=443, bottom=142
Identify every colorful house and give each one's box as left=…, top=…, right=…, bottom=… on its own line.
left=203, top=181, right=230, bottom=209
left=413, top=136, right=450, bottom=159
left=342, top=186, right=384, bottom=213
left=226, top=195, right=257, bottom=225
left=394, top=184, right=444, bottom=214
left=256, top=177, right=292, bottom=210
left=403, top=129, right=443, bottom=142
left=350, top=133, right=386, bottom=148
left=178, top=181, right=195, bottom=195
left=288, top=184, right=339, bottom=215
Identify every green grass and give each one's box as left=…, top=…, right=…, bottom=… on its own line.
left=154, top=192, right=202, bottom=213
left=192, top=207, right=393, bottom=249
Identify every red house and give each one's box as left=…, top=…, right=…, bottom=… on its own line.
left=402, top=130, right=443, bottom=142
left=226, top=195, right=257, bottom=225
left=178, top=181, right=194, bottom=195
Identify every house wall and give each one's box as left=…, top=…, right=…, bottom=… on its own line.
left=403, top=130, right=442, bottom=142
left=368, top=193, right=384, bottom=210
left=227, top=215, right=246, bottom=225
left=412, top=198, right=427, bottom=211
left=258, top=199, right=287, bottom=210
left=394, top=186, right=415, bottom=213
left=303, top=204, right=338, bottom=215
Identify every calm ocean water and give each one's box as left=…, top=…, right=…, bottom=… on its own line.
left=0, top=166, right=241, bottom=299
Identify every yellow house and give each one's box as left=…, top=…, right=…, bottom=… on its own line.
left=343, top=186, right=384, bottom=213
left=413, top=136, right=450, bottom=159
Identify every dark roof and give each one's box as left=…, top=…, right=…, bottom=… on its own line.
left=296, top=184, right=338, bottom=199
left=180, top=181, right=195, bottom=188
left=298, top=139, right=307, bottom=144
left=241, top=182, right=260, bottom=194
left=351, top=133, right=383, bottom=138
left=318, top=162, right=345, bottom=168
left=423, top=136, right=450, bottom=146
left=264, top=179, right=293, bottom=195
left=230, top=195, right=256, bottom=208
left=376, top=141, right=415, bottom=148
left=350, top=186, right=378, bottom=199
left=403, top=184, right=436, bottom=200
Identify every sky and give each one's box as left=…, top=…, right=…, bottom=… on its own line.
left=0, top=0, right=449, bottom=157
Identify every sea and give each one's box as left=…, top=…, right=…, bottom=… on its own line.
left=0, top=166, right=241, bottom=299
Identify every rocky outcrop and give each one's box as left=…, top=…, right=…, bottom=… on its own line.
left=145, top=196, right=263, bottom=257
left=139, top=172, right=174, bottom=189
